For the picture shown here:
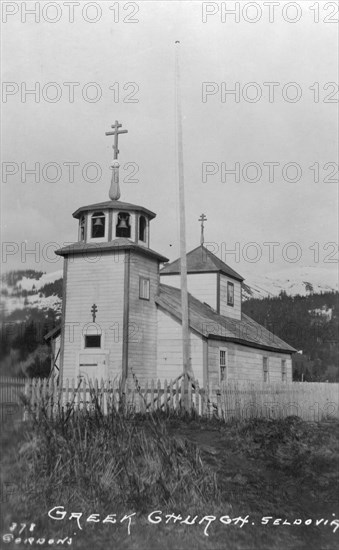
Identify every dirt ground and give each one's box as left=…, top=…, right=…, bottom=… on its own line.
left=1, top=415, right=338, bottom=550
left=167, top=417, right=339, bottom=550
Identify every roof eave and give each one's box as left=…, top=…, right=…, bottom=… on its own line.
left=55, top=243, right=169, bottom=263
left=160, top=269, right=244, bottom=282
left=208, top=333, right=296, bottom=354
left=72, top=202, right=156, bottom=220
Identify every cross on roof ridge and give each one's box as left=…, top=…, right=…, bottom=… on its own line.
left=198, top=213, right=207, bottom=245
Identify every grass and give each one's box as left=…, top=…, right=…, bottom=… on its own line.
left=1, top=399, right=338, bottom=550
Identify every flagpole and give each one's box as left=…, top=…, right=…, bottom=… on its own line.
left=175, top=40, right=190, bottom=378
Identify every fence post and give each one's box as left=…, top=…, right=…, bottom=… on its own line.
left=194, top=380, right=200, bottom=415
left=144, top=380, right=148, bottom=412
left=150, top=379, right=155, bottom=413
left=157, top=379, right=161, bottom=412
left=168, top=380, right=173, bottom=411
left=180, top=377, right=185, bottom=413
left=216, top=389, right=222, bottom=420
left=175, top=379, right=179, bottom=411
left=23, top=379, right=31, bottom=421
left=187, top=378, right=192, bottom=413
left=163, top=379, right=168, bottom=413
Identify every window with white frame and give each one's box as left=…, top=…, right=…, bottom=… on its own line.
left=139, top=215, right=147, bottom=242
left=139, top=277, right=150, bottom=300
left=219, top=348, right=228, bottom=382
left=227, top=282, right=234, bottom=306
left=263, top=356, right=269, bottom=382
left=281, top=359, right=287, bottom=382
left=79, top=215, right=86, bottom=241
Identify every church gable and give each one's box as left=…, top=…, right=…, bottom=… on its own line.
left=161, top=244, right=243, bottom=281
left=160, top=244, right=244, bottom=317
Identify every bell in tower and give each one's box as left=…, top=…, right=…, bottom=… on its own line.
left=55, top=120, right=169, bottom=385
left=91, top=212, right=105, bottom=238
left=116, top=212, right=131, bottom=238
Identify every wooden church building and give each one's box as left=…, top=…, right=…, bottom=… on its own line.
left=48, top=122, right=295, bottom=388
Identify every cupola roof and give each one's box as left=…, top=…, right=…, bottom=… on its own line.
left=73, top=200, right=156, bottom=220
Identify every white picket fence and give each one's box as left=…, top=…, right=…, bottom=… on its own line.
left=22, top=377, right=339, bottom=422
left=0, top=377, right=26, bottom=422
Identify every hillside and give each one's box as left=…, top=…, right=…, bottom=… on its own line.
left=242, top=266, right=338, bottom=300
left=242, top=291, right=338, bottom=382
left=0, top=269, right=63, bottom=319
left=1, top=268, right=338, bottom=380
left=0, top=270, right=62, bottom=377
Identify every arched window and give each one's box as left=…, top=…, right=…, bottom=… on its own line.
left=91, top=212, right=105, bottom=238
left=79, top=216, right=86, bottom=241
left=139, top=215, right=147, bottom=242
left=116, top=212, right=131, bottom=238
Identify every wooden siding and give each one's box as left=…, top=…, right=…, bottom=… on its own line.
left=156, top=308, right=204, bottom=384
left=59, top=257, right=68, bottom=383
left=219, top=274, right=242, bottom=320
left=127, top=253, right=160, bottom=381
left=160, top=272, right=217, bottom=310
left=62, top=251, right=125, bottom=380
left=208, top=340, right=292, bottom=389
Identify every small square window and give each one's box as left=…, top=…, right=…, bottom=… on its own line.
left=227, top=282, right=234, bottom=306
left=85, top=335, right=101, bottom=348
left=139, top=277, right=150, bottom=300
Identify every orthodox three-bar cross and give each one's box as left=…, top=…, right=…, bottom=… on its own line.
left=199, top=213, right=207, bottom=245
left=91, top=304, right=98, bottom=322
left=105, top=120, right=128, bottom=160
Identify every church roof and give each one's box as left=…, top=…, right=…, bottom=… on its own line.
left=72, top=201, right=156, bottom=220
left=55, top=239, right=169, bottom=263
left=155, top=284, right=296, bottom=354
left=160, top=245, right=244, bottom=282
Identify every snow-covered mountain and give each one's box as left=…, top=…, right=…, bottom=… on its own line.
left=1, top=266, right=337, bottom=320
left=0, top=270, right=63, bottom=318
left=242, top=266, right=338, bottom=300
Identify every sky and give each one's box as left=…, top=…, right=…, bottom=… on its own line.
left=1, top=0, right=338, bottom=280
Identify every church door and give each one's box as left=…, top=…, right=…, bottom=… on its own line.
left=78, top=353, right=107, bottom=382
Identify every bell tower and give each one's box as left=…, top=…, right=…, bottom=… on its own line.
left=56, top=122, right=168, bottom=384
